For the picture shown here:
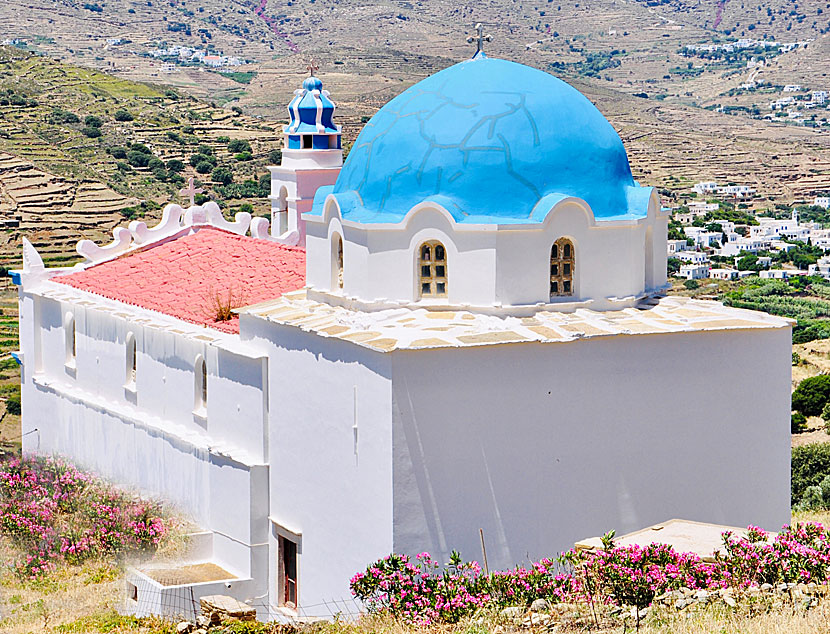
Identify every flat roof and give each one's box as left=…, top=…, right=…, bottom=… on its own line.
left=575, top=518, right=778, bottom=562
left=237, top=293, right=791, bottom=352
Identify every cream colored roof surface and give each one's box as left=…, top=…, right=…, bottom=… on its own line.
left=575, top=518, right=778, bottom=562
left=237, top=292, right=792, bottom=353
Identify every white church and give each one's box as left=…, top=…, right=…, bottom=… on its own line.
left=14, top=52, right=792, bottom=620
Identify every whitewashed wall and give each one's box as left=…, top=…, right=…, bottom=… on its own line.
left=241, top=315, right=395, bottom=614
left=389, top=327, right=792, bottom=570
left=305, top=192, right=667, bottom=311
left=19, top=288, right=270, bottom=588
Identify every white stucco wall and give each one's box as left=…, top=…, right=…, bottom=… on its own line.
left=389, top=327, right=791, bottom=570
left=19, top=285, right=271, bottom=589
left=305, top=192, right=667, bottom=311
left=241, top=315, right=395, bottom=614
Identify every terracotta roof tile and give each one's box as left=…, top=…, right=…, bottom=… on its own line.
left=56, top=227, right=306, bottom=334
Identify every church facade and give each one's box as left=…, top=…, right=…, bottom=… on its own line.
left=15, top=54, right=792, bottom=621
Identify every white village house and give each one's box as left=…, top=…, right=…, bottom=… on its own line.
left=14, top=55, right=792, bottom=621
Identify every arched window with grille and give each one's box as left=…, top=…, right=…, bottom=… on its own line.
left=125, top=332, right=137, bottom=387
left=418, top=241, right=447, bottom=298
left=333, top=233, right=344, bottom=290
left=64, top=312, right=76, bottom=368
left=550, top=238, right=575, bottom=298
left=194, top=354, right=207, bottom=414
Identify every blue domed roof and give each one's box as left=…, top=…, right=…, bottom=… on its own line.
left=285, top=76, right=339, bottom=135
left=311, top=57, right=652, bottom=224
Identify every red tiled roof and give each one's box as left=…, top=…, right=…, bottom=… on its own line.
left=56, top=227, right=306, bottom=334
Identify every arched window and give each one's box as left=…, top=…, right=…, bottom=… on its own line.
left=125, top=332, right=136, bottom=386
left=550, top=238, right=575, bottom=298
left=64, top=312, right=76, bottom=366
left=418, top=241, right=447, bottom=298
left=194, top=355, right=207, bottom=412
left=334, top=234, right=344, bottom=290
left=275, top=186, right=289, bottom=235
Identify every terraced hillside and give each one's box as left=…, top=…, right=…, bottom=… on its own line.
left=0, top=47, right=286, bottom=265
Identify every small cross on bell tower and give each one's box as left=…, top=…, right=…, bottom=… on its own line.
left=306, top=59, right=319, bottom=76
left=466, top=22, right=492, bottom=59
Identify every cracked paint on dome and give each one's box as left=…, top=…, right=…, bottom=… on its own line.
left=314, top=56, right=651, bottom=225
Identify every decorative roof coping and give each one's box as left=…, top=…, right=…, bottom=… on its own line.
left=17, top=200, right=301, bottom=283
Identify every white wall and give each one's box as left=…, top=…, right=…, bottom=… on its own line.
left=305, top=193, right=666, bottom=311
left=20, top=288, right=271, bottom=593
left=241, top=315, right=395, bottom=613
left=390, top=327, right=791, bottom=570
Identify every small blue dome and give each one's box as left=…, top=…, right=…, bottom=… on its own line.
left=285, top=76, right=339, bottom=135
left=303, top=76, right=323, bottom=91
left=314, top=57, right=651, bottom=224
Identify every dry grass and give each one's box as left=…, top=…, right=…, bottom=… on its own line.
left=638, top=602, right=830, bottom=634
left=0, top=538, right=123, bottom=634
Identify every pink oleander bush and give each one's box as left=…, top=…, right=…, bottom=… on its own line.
left=351, top=522, right=830, bottom=624
left=0, top=455, right=170, bottom=578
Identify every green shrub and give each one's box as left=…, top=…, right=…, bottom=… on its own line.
left=127, top=151, right=150, bottom=168
left=239, top=202, right=253, bottom=214
left=84, top=115, right=102, bottom=128
left=189, top=153, right=215, bottom=168
left=228, top=138, right=251, bottom=153
left=792, top=375, right=830, bottom=417
left=268, top=148, right=282, bottom=164
left=47, top=108, right=79, bottom=124
left=166, top=131, right=184, bottom=144
left=793, top=412, right=808, bottom=434
left=147, top=157, right=165, bottom=171
left=683, top=279, right=699, bottom=290
left=195, top=161, right=213, bottom=174
left=793, top=352, right=801, bottom=366
left=108, top=146, right=127, bottom=160
left=792, top=442, right=830, bottom=504
left=82, top=126, right=102, bottom=138
left=113, top=109, right=133, bottom=122
left=197, top=144, right=214, bottom=156
left=5, top=385, right=20, bottom=415
left=129, top=143, right=151, bottom=155
left=166, top=159, right=184, bottom=173
left=211, top=166, right=233, bottom=185
left=797, top=474, right=830, bottom=511
left=217, top=136, right=230, bottom=143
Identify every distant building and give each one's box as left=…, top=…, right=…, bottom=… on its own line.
left=688, top=202, right=719, bottom=213
left=815, top=196, right=830, bottom=210
left=693, top=181, right=719, bottom=195
left=809, top=256, right=830, bottom=279
left=783, top=84, right=802, bottom=92
left=812, top=91, right=828, bottom=105
left=678, top=264, right=709, bottom=280
left=667, top=239, right=688, bottom=254
left=675, top=250, right=710, bottom=264
left=709, top=268, right=739, bottom=281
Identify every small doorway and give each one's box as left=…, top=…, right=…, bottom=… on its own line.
left=278, top=535, right=298, bottom=608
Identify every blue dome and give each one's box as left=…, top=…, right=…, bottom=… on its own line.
left=285, top=76, right=338, bottom=135
left=312, top=57, right=651, bottom=224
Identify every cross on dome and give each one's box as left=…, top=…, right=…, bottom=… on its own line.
left=306, top=60, right=319, bottom=76
left=179, top=176, right=204, bottom=207
left=466, top=23, right=492, bottom=58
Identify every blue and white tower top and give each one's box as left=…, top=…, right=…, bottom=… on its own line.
left=310, top=55, right=652, bottom=224
left=285, top=73, right=342, bottom=151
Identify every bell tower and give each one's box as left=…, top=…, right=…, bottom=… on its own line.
left=268, top=64, right=343, bottom=247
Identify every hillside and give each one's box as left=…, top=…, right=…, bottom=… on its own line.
left=0, top=46, right=284, bottom=264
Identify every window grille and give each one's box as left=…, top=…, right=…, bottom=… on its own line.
left=550, top=238, right=575, bottom=298
left=418, top=241, right=447, bottom=298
